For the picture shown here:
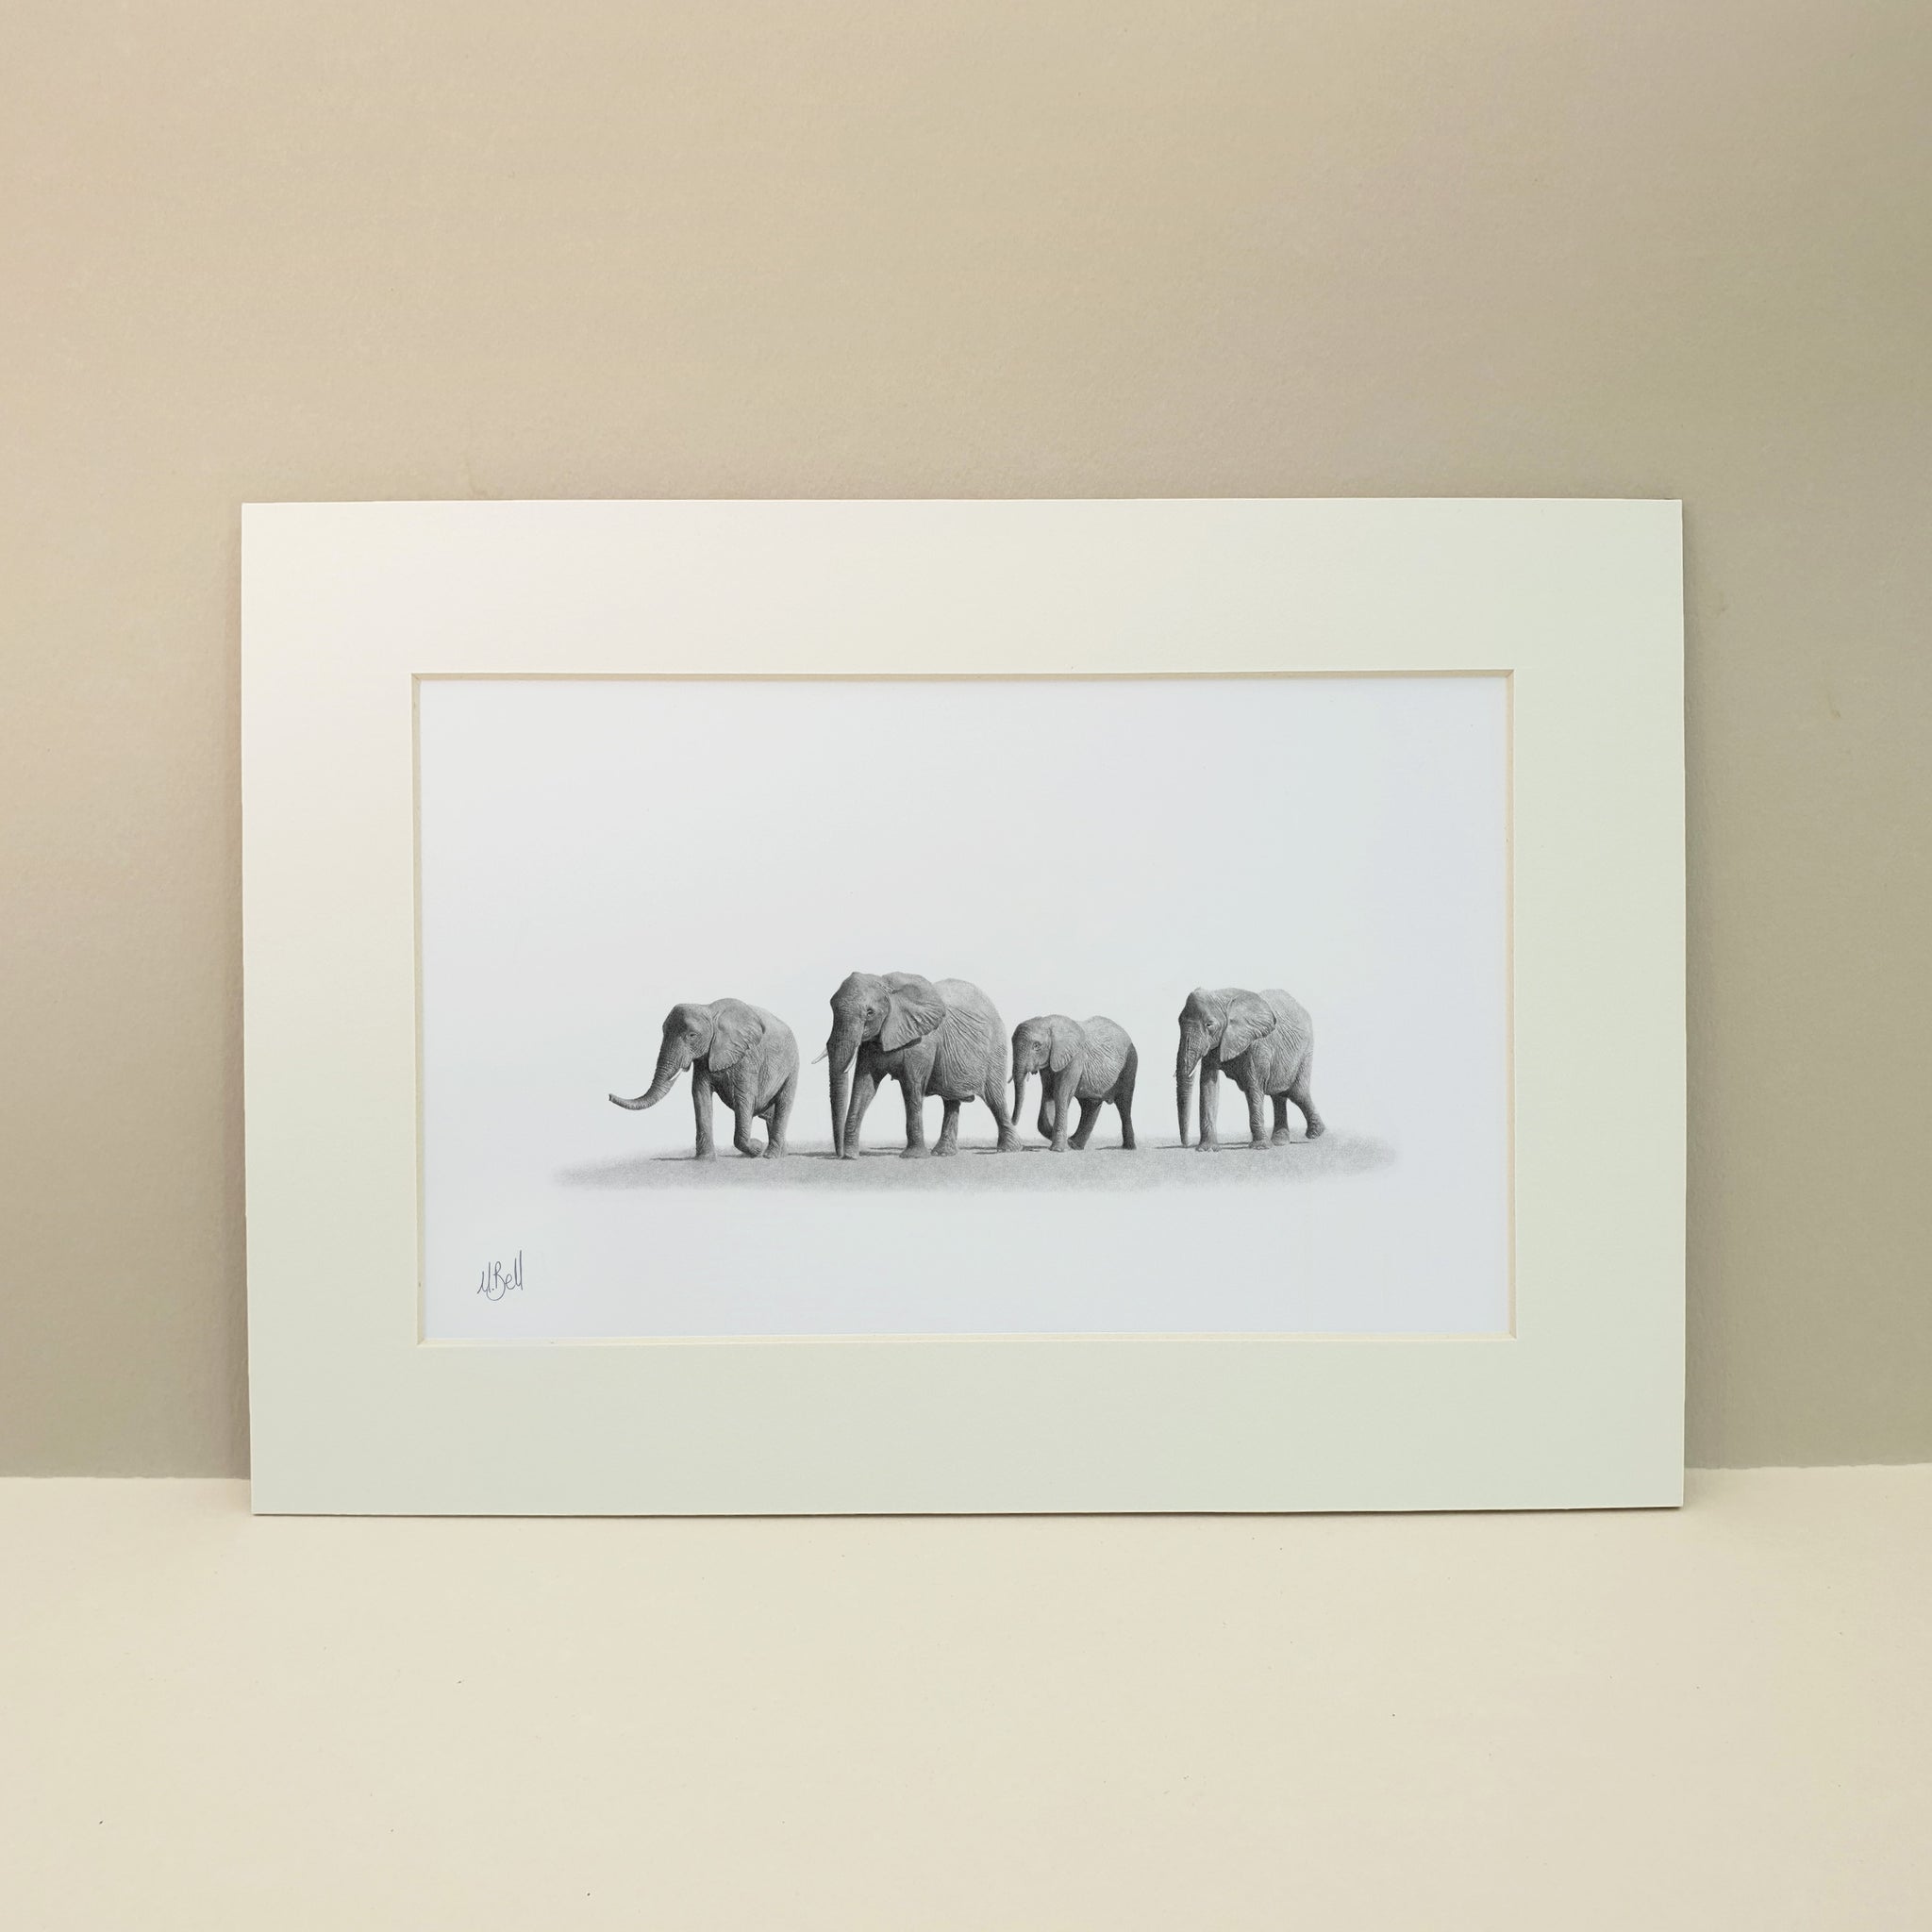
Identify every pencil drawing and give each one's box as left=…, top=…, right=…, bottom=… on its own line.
left=561, top=1133, right=1393, bottom=1193
left=1009, top=1014, right=1139, bottom=1151
left=1174, top=986, right=1324, bottom=1151
left=821, top=971, right=1020, bottom=1158
left=608, top=998, right=799, bottom=1158
left=606, top=977, right=1337, bottom=1175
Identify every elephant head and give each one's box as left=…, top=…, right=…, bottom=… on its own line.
left=824, top=971, right=946, bottom=1157
left=610, top=1000, right=761, bottom=1109
left=1175, top=987, right=1276, bottom=1143
left=1010, top=1014, right=1081, bottom=1125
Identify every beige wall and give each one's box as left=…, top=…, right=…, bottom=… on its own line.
left=2, top=2, right=1926, bottom=1474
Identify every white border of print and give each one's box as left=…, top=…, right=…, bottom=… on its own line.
left=242, top=500, right=1683, bottom=1514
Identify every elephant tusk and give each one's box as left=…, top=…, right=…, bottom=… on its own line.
left=810, top=1047, right=827, bottom=1065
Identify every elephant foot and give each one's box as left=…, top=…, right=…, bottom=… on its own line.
left=1304, top=1122, right=1327, bottom=1140
left=1196, top=1140, right=1219, bottom=1154
left=899, top=1143, right=929, bottom=1160
left=760, top=1142, right=785, bottom=1160
left=995, top=1132, right=1020, bottom=1153
left=694, top=1147, right=716, bottom=1161
left=1271, top=1127, right=1294, bottom=1146
left=837, top=1149, right=859, bottom=1161
left=932, top=1142, right=959, bottom=1158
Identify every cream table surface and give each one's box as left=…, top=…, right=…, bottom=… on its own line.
left=3, top=1469, right=1927, bottom=1929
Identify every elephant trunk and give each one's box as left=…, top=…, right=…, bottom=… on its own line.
left=1175, top=1042, right=1199, bottom=1146
left=1012, top=1067, right=1029, bottom=1134
left=826, top=1021, right=861, bottom=1158
left=610, top=1033, right=691, bottom=1111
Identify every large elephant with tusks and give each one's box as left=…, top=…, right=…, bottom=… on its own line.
left=609, top=998, right=798, bottom=1158
left=824, top=972, right=1020, bottom=1158
left=1175, top=986, right=1325, bottom=1151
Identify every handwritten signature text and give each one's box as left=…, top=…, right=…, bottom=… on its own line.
left=476, top=1252, right=525, bottom=1301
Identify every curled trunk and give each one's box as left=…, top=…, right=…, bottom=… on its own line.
left=610, top=1032, right=691, bottom=1110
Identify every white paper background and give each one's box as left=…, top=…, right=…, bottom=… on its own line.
left=419, top=675, right=1508, bottom=1339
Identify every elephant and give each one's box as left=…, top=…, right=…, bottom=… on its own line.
left=823, top=972, right=1019, bottom=1158
left=1010, top=1014, right=1139, bottom=1152
left=609, top=998, right=798, bottom=1158
left=1174, top=986, right=1325, bottom=1152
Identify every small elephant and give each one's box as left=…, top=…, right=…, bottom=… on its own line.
left=823, top=972, right=1019, bottom=1158
left=610, top=998, right=798, bottom=1158
left=1010, top=1015, right=1138, bottom=1152
left=1175, top=986, right=1325, bottom=1152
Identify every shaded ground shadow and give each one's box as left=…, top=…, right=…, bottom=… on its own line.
left=556, top=1132, right=1396, bottom=1192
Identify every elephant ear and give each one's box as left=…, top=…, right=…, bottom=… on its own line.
left=706, top=1000, right=763, bottom=1074
left=878, top=973, right=947, bottom=1051
left=1219, top=991, right=1277, bottom=1061
left=1047, top=1017, right=1081, bottom=1075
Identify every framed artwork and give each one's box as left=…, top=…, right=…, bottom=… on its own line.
left=242, top=498, right=1684, bottom=1513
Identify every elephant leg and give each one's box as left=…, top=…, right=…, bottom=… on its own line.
left=1244, top=1074, right=1268, bottom=1147
left=1289, top=1058, right=1325, bottom=1139
left=934, top=1096, right=963, bottom=1155
left=730, top=1084, right=761, bottom=1158
left=1036, top=1096, right=1056, bottom=1141
left=1049, top=1066, right=1079, bottom=1151
left=1272, top=1091, right=1294, bottom=1145
left=1197, top=1063, right=1220, bottom=1150
left=982, top=1073, right=1019, bottom=1152
left=1116, top=1056, right=1137, bottom=1150
left=842, top=1064, right=880, bottom=1158
left=761, top=1073, right=795, bottom=1158
left=899, top=1070, right=930, bottom=1158
left=691, top=1064, right=715, bottom=1160
left=1069, top=1099, right=1101, bottom=1150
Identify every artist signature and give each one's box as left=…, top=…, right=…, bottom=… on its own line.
left=476, top=1251, right=525, bottom=1301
